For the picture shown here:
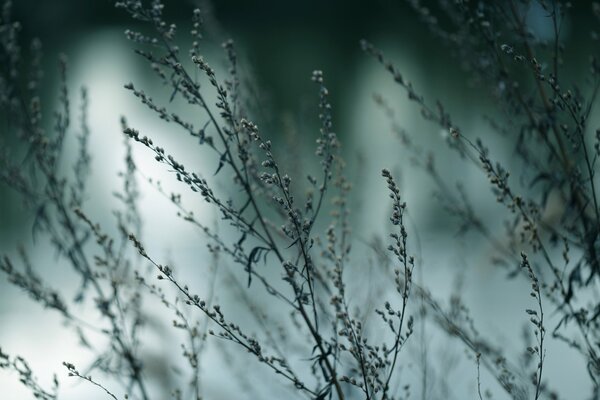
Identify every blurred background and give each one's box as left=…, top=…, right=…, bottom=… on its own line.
left=1, top=0, right=599, bottom=399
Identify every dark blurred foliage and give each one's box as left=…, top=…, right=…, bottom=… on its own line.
left=3, top=0, right=599, bottom=234
left=8, top=0, right=599, bottom=123
left=10, top=0, right=439, bottom=112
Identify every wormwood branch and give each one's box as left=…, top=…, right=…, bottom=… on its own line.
left=476, top=353, right=483, bottom=400
left=0, top=348, right=58, bottom=400
left=373, top=93, right=518, bottom=267
left=147, top=177, right=298, bottom=312
left=118, top=1, right=287, bottom=267
left=134, top=269, right=210, bottom=399
left=360, top=39, right=471, bottom=163
left=117, top=4, right=345, bottom=391
left=367, top=31, right=597, bottom=382
left=380, top=169, right=415, bottom=399
left=63, top=362, right=121, bottom=400
left=126, top=233, right=320, bottom=397
left=456, top=128, right=594, bottom=392
left=521, top=253, right=545, bottom=400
